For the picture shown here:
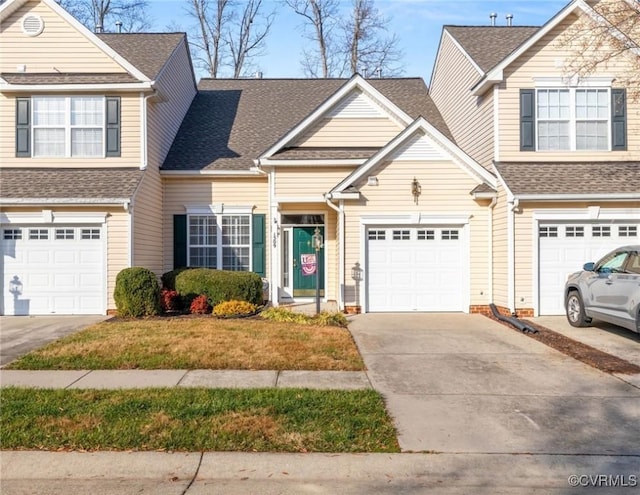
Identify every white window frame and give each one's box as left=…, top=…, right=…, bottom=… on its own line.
left=32, top=96, right=106, bottom=158
left=187, top=212, right=253, bottom=271
left=534, top=87, right=611, bottom=152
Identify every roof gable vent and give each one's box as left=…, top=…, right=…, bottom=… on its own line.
left=22, top=14, right=45, bottom=37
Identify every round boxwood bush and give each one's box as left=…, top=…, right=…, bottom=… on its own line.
left=114, top=267, right=161, bottom=317
left=175, top=268, right=262, bottom=307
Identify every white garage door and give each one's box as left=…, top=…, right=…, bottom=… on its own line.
left=1, top=225, right=105, bottom=315
left=538, top=222, right=639, bottom=315
left=366, top=226, right=466, bottom=312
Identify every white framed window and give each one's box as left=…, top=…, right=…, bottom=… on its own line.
left=442, top=229, right=459, bottom=240
left=80, top=228, right=101, bottom=240
left=536, top=88, right=610, bottom=151
left=29, top=228, right=48, bottom=240
left=392, top=230, right=410, bottom=240
left=417, top=229, right=435, bottom=241
left=32, top=96, right=105, bottom=157
left=188, top=214, right=252, bottom=271
left=3, top=228, right=22, bottom=240
left=368, top=230, right=386, bottom=241
left=55, top=228, right=75, bottom=240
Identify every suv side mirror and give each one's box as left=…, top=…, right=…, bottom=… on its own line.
left=583, top=262, right=595, bottom=271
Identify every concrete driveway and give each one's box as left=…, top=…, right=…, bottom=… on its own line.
left=0, top=315, right=108, bottom=367
left=349, top=313, right=640, bottom=456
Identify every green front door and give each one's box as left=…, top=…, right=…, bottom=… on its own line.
left=293, top=227, right=325, bottom=297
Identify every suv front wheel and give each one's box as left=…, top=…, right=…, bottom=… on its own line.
left=566, top=291, right=591, bottom=328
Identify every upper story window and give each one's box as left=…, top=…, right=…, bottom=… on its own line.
left=520, top=86, right=626, bottom=153
left=16, top=96, right=121, bottom=158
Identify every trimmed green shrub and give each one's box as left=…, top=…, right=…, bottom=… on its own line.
left=113, top=267, right=161, bottom=317
left=161, top=267, right=194, bottom=290
left=175, top=268, right=263, bottom=307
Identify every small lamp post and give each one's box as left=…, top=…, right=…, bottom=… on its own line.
left=351, top=262, right=363, bottom=313
left=312, top=226, right=324, bottom=314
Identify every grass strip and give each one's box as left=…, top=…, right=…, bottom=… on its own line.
left=0, top=388, right=398, bottom=453
left=7, top=318, right=364, bottom=371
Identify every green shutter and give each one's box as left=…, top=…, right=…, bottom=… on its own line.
left=16, top=98, right=31, bottom=157
left=252, top=214, right=266, bottom=277
left=520, top=89, right=535, bottom=151
left=105, top=96, right=121, bottom=157
left=611, top=88, right=626, bottom=151
left=173, top=215, right=187, bottom=269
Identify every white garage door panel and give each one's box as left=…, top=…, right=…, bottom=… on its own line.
left=367, top=226, right=465, bottom=312
left=538, top=222, right=639, bottom=315
left=1, top=226, right=105, bottom=315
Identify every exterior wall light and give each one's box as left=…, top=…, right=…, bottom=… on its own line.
left=411, top=177, right=422, bottom=203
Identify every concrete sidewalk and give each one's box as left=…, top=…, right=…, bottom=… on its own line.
left=0, top=369, right=371, bottom=390
left=2, top=451, right=639, bottom=494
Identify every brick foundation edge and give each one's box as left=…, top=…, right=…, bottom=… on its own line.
left=470, top=305, right=534, bottom=318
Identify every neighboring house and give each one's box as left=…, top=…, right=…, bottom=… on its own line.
left=0, top=0, right=196, bottom=315
left=430, top=0, right=640, bottom=317
left=162, top=76, right=497, bottom=313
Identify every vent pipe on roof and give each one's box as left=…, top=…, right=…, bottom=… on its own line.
left=115, top=20, right=122, bottom=33
left=95, top=24, right=103, bottom=33
left=506, top=13, right=513, bottom=26
left=255, top=71, right=263, bottom=79
left=490, top=13, right=497, bottom=26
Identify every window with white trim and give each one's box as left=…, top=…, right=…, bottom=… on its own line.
left=188, top=214, right=252, bottom=271
left=32, top=96, right=104, bottom=157
left=368, top=230, right=385, bottom=240
left=80, top=228, right=101, bottom=240
left=536, top=88, right=610, bottom=151
left=55, top=228, right=75, bottom=240
left=3, top=229, right=22, bottom=240
left=619, top=226, right=637, bottom=237
left=29, top=228, right=48, bottom=240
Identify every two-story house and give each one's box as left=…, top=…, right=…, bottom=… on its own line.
left=430, top=0, right=640, bottom=317
left=0, top=0, right=196, bottom=315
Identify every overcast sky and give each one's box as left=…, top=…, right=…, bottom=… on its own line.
left=147, top=0, right=569, bottom=81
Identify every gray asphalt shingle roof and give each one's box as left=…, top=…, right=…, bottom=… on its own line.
left=162, top=77, right=453, bottom=171
left=0, top=168, right=143, bottom=201
left=495, top=162, right=640, bottom=196
left=445, top=26, right=540, bottom=73
left=96, top=33, right=186, bottom=80
left=1, top=73, right=139, bottom=84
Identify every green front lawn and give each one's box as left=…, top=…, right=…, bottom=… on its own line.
left=7, top=317, right=364, bottom=371
left=0, top=388, right=399, bottom=453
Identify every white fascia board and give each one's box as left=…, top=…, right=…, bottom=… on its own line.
left=472, top=0, right=589, bottom=96
left=160, top=170, right=261, bottom=177
left=491, top=163, right=515, bottom=201
left=0, top=198, right=129, bottom=205
left=258, top=159, right=365, bottom=167
left=275, top=196, right=326, bottom=204
left=472, top=191, right=498, bottom=200
left=0, top=82, right=153, bottom=92
left=326, top=191, right=360, bottom=200
left=0, top=0, right=26, bottom=18
left=0, top=210, right=108, bottom=224
left=360, top=214, right=471, bottom=225
left=533, top=208, right=640, bottom=221
left=260, top=74, right=413, bottom=159
left=515, top=193, right=640, bottom=202
left=332, top=117, right=496, bottom=194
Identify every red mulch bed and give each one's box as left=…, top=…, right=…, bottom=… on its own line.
left=487, top=316, right=640, bottom=375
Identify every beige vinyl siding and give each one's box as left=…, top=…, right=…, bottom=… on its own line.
left=274, top=167, right=353, bottom=198
left=342, top=158, right=490, bottom=309
left=0, top=0, right=126, bottom=73
left=499, top=14, right=639, bottom=161
left=0, top=93, right=141, bottom=168
left=430, top=32, right=495, bottom=169
left=106, top=209, right=130, bottom=311
left=133, top=38, right=196, bottom=276
left=294, top=118, right=402, bottom=147
left=162, top=177, right=268, bottom=273
left=491, top=183, right=509, bottom=309
left=146, top=39, right=197, bottom=168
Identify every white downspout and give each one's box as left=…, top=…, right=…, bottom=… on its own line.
left=488, top=196, right=497, bottom=303
left=251, top=162, right=275, bottom=305
left=324, top=194, right=344, bottom=310
left=140, top=90, right=156, bottom=170
left=507, top=197, right=519, bottom=314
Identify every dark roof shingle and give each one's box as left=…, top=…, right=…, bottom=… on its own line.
left=272, top=147, right=380, bottom=160
left=1, top=73, right=139, bottom=84
left=495, top=162, right=640, bottom=196
left=163, top=77, right=452, bottom=171
left=97, top=33, right=186, bottom=80
left=0, top=168, right=143, bottom=201
left=445, top=26, right=540, bottom=73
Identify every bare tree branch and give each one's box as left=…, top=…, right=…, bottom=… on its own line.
left=186, top=0, right=232, bottom=78
left=561, top=0, right=640, bottom=100
left=58, top=0, right=150, bottom=32
left=227, top=0, right=275, bottom=78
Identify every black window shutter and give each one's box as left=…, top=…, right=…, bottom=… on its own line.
left=16, top=98, right=31, bottom=157
left=520, top=89, right=535, bottom=151
left=252, top=214, right=266, bottom=277
left=611, top=88, right=626, bottom=151
left=105, top=96, right=121, bottom=157
left=173, top=215, right=187, bottom=269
